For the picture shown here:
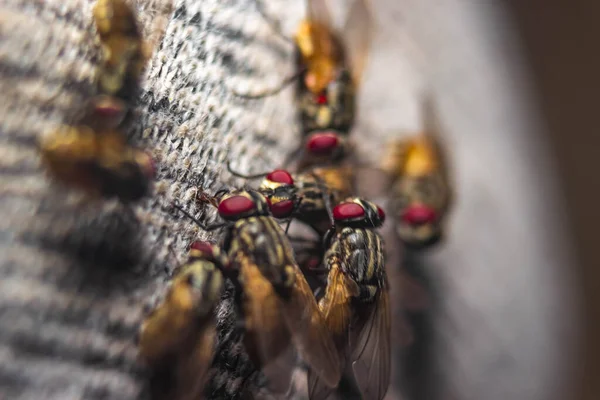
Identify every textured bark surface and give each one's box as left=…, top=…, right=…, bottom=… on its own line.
left=0, top=0, right=577, bottom=400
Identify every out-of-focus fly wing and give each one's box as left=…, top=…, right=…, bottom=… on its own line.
left=380, top=137, right=413, bottom=177
left=282, top=265, right=342, bottom=388
left=343, top=0, right=375, bottom=86
left=307, top=0, right=335, bottom=29
left=420, top=91, right=454, bottom=213
left=421, top=92, right=450, bottom=175
left=173, top=323, right=217, bottom=400
left=238, top=256, right=294, bottom=394
left=351, top=290, right=392, bottom=400
left=307, top=265, right=357, bottom=400
left=139, top=279, right=197, bottom=365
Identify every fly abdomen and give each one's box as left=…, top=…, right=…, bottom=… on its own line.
left=356, top=283, right=379, bottom=303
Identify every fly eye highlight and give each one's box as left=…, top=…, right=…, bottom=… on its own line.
left=333, top=202, right=365, bottom=221
left=92, top=96, right=126, bottom=118
left=218, top=195, right=256, bottom=219
left=315, top=92, right=328, bottom=105
left=306, top=132, right=339, bottom=156
left=266, top=170, right=294, bottom=185
left=402, top=205, right=438, bottom=226
left=190, top=241, right=215, bottom=257
left=269, top=199, right=295, bottom=218
left=377, top=206, right=386, bottom=222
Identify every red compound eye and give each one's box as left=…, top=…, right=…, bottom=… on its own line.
left=402, top=205, right=438, bottom=225
left=266, top=169, right=294, bottom=185
left=377, top=206, right=386, bottom=222
left=333, top=202, right=365, bottom=221
left=306, top=133, right=339, bottom=155
left=270, top=199, right=295, bottom=218
left=315, top=93, right=328, bottom=105
left=305, top=257, right=321, bottom=270
left=94, top=103, right=124, bottom=119
left=218, top=195, right=255, bottom=218
left=190, top=241, right=214, bottom=256
left=92, top=96, right=126, bottom=124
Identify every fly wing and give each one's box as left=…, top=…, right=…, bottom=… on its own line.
left=307, top=0, right=334, bottom=29
left=307, top=265, right=357, bottom=400
left=260, top=345, right=301, bottom=396
left=380, top=137, right=413, bottom=177
left=138, top=280, right=196, bottom=365
left=239, top=256, right=294, bottom=394
left=420, top=92, right=454, bottom=213
left=342, top=0, right=375, bottom=86
left=173, top=322, right=217, bottom=400
left=282, top=265, right=342, bottom=388
left=350, top=290, right=392, bottom=400
left=421, top=92, right=449, bottom=175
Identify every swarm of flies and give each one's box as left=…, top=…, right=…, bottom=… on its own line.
left=35, top=0, right=454, bottom=399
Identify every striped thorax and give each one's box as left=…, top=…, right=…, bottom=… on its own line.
left=325, top=197, right=387, bottom=302
left=309, top=197, right=391, bottom=400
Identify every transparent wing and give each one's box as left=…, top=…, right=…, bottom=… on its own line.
left=420, top=92, right=454, bottom=211
left=421, top=92, right=449, bottom=174
left=240, top=257, right=295, bottom=394
left=283, top=265, right=342, bottom=388
left=260, top=345, right=301, bottom=396
left=307, top=370, right=335, bottom=400
left=421, top=91, right=443, bottom=142
left=351, top=290, right=392, bottom=400
left=380, top=138, right=412, bottom=176
left=307, top=0, right=334, bottom=28
left=307, top=266, right=356, bottom=400
left=342, top=0, right=375, bottom=86
left=174, top=323, right=217, bottom=400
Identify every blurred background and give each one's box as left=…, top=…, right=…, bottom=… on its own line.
left=506, top=2, right=600, bottom=400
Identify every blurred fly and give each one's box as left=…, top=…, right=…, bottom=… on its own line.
left=236, top=0, right=374, bottom=135
left=39, top=0, right=158, bottom=201
left=381, top=95, right=453, bottom=248
left=138, top=242, right=225, bottom=400
left=93, top=0, right=150, bottom=100
left=39, top=124, right=154, bottom=202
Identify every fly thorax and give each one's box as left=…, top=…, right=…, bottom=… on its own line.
left=271, top=265, right=296, bottom=300
left=317, top=107, right=332, bottom=128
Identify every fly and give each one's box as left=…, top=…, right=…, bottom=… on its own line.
left=173, top=189, right=342, bottom=393
left=138, top=241, right=226, bottom=400
left=234, top=0, right=374, bottom=135
left=309, top=197, right=391, bottom=400
left=93, top=0, right=150, bottom=100
left=39, top=124, right=154, bottom=201
left=381, top=95, right=453, bottom=248
left=39, top=0, right=156, bottom=201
